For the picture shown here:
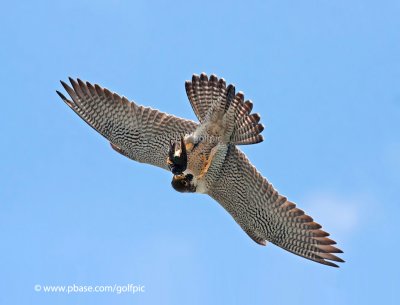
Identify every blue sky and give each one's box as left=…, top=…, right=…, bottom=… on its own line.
left=1, top=0, right=399, bottom=304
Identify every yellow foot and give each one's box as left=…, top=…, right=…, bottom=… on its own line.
left=185, top=142, right=194, bottom=152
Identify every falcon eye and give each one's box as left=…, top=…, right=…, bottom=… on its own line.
left=186, top=174, right=193, bottom=181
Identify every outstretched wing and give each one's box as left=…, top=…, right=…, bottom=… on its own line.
left=57, top=78, right=198, bottom=170
left=208, top=145, right=344, bottom=267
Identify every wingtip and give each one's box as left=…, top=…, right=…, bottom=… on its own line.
left=326, top=261, right=340, bottom=268
left=318, top=257, right=344, bottom=268
left=60, top=79, right=68, bottom=89
left=56, top=88, right=74, bottom=108
left=327, top=256, right=345, bottom=267
left=56, top=90, right=66, bottom=100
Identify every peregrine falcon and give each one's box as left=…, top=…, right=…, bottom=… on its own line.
left=57, top=73, right=344, bottom=267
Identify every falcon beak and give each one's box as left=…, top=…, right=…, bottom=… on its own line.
left=167, top=136, right=188, bottom=175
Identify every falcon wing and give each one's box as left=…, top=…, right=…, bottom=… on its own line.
left=57, top=78, right=198, bottom=170
left=208, top=145, right=344, bottom=267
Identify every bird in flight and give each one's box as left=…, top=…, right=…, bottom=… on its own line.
left=57, top=73, right=344, bottom=267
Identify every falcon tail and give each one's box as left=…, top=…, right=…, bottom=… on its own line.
left=185, top=73, right=264, bottom=145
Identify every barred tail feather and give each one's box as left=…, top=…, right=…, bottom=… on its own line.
left=185, top=73, right=264, bottom=146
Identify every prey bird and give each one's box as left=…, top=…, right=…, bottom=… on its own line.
left=57, top=73, right=344, bottom=267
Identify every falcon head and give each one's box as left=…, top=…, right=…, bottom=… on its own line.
left=167, top=137, right=188, bottom=175
left=171, top=173, right=196, bottom=193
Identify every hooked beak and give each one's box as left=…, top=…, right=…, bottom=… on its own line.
left=167, top=136, right=188, bottom=175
